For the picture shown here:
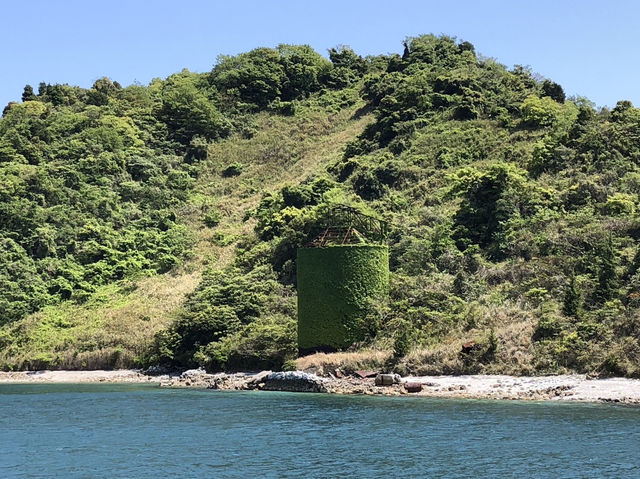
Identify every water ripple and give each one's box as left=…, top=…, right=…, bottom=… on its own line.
left=1, top=385, right=639, bottom=478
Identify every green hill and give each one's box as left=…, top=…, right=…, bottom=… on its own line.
left=2, top=35, right=640, bottom=377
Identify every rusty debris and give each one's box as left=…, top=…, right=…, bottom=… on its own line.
left=461, top=341, right=477, bottom=354
left=404, top=382, right=423, bottom=393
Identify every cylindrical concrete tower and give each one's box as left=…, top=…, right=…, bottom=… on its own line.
left=297, top=244, right=389, bottom=354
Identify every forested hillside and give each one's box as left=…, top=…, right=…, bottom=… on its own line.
left=2, top=35, right=640, bottom=377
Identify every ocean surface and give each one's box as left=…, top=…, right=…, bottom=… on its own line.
left=1, top=384, right=639, bottom=478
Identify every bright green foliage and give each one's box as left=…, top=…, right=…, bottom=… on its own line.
left=150, top=265, right=296, bottom=368
left=602, top=193, right=636, bottom=215
left=157, top=70, right=230, bottom=144
left=0, top=237, right=50, bottom=322
left=203, top=209, right=222, bottom=227
left=297, top=245, right=389, bottom=352
left=326, top=46, right=368, bottom=88
left=277, top=44, right=332, bottom=100
left=212, top=48, right=287, bottom=109
left=0, top=74, right=202, bottom=324
left=210, top=44, right=333, bottom=110
left=349, top=35, right=539, bottom=155
left=452, top=163, right=534, bottom=258
left=200, top=314, right=297, bottom=371
left=3, top=35, right=640, bottom=376
left=521, top=95, right=563, bottom=127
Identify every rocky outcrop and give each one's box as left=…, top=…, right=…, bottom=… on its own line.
left=157, top=370, right=327, bottom=392
left=262, top=371, right=327, bottom=393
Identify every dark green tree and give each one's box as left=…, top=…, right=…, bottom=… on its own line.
left=277, top=44, right=331, bottom=100
left=326, top=46, right=367, bottom=88
left=21, top=85, right=36, bottom=102
left=563, top=274, right=581, bottom=318
left=158, top=71, right=229, bottom=143
left=328, top=46, right=367, bottom=74
left=595, top=237, right=619, bottom=304
left=452, top=163, right=529, bottom=258
left=541, top=79, right=565, bottom=103
left=87, top=77, right=120, bottom=105
left=211, top=47, right=286, bottom=109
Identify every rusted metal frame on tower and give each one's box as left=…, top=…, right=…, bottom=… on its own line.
left=306, top=204, right=389, bottom=247
left=342, top=227, right=352, bottom=244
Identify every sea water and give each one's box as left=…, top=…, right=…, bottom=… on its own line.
left=1, top=383, right=639, bottom=478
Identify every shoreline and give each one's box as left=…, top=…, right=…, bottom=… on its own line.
left=2, top=369, right=640, bottom=405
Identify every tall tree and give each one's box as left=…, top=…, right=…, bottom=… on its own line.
left=563, top=274, right=581, bottom=318
left=21, top=85, right=36, bottom=102
left=595, top=237, right=619, bottom=304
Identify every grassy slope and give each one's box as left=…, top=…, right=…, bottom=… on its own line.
left=0, top=104, right=371, bottom=370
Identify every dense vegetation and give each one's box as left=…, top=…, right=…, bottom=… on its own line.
left=297, top=245, right=389, bottom=353
left=2, top=35, right=640, bottom=377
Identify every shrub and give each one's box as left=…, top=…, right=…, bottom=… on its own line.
left=150, top=265, right=295, bottom=368
left=452, top=163, right=530, bottom=258
left=393, top=321, right=412, bottom=359
left=533, top=313, right=564, bottom=341
left=602, top=193, right=636, bottom=216
left=521, top=95, right=562, bottom=128
left=352, top=169, right=385, bottom=200
left=203, top=209, right=222, bottom=227
left=563, top=275, right=582, bottom=318
left=157, top=71, right=230, bottom=144
left=201, top=314, right=297, bottom=371
left=210, top=44, right=331, bottom=110
left=222, top=162, right=244, bottom=177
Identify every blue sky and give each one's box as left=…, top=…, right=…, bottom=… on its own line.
left=1, top=0, right=639, bottom=109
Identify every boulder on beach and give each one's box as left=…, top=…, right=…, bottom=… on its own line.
left=263, top=371, right=327, bottom=393
left=180, top=367, right=209, bottom=379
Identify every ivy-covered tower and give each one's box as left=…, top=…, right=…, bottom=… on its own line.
left=297, top=205, right=389, bottom=355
